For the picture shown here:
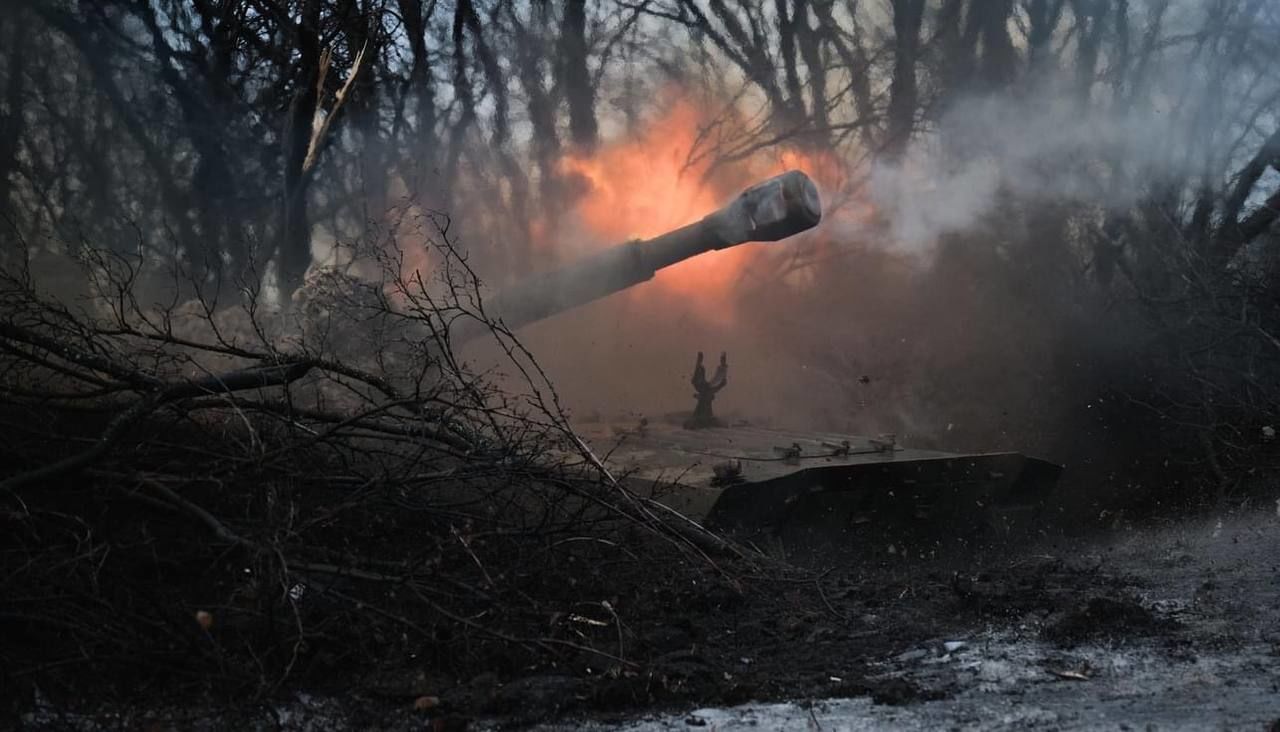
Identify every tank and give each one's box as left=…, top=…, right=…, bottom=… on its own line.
left=459, top=171, right=1060, bottom=553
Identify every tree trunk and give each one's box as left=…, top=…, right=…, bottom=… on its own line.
left=398, top=0, right=439, bottom=186
left=279, top=0, right=323, bottom=301
left=974, top=0, right=1017, bottom=89
left=884, top=0, right=924, bottom=161
left=561, top=0, right=598, bottom=151
left=1026, top=0, right=1066, bottom=72
left=0, top=8, right=28, bottom=214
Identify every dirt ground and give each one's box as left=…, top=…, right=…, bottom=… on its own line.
left=14, top=503, right=1280, bottom=731
left=544, top=505, right=1280, bottom=731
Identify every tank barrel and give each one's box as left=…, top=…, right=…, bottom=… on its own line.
left=455, top=170, right=821, bottom=342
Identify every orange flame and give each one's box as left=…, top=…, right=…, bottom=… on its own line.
left=392, top=92, right=856, bottom=329
left=547, top=96, right=842, bottom=325
left=559, top=101, right=722, bottom=242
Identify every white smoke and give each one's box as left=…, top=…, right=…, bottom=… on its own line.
left=865, top=77, right=1206, bottom=255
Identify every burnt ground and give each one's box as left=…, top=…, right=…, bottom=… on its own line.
left=12, top=504, right=1280, bottom=730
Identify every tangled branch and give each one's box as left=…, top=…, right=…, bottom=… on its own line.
left=0, top=214, right=750, bottom=703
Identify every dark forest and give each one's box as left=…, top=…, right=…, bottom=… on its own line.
left=3, top=1, right=1279, bottom=728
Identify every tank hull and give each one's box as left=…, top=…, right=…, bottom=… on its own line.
left=575, top=421, right=1061, bottom=553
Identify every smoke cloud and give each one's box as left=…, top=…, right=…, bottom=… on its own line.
left=866, top=81, right=1199, bottom=256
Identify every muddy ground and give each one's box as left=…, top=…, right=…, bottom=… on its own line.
left=553, top=506, right=1280, bottom=731
left=14, top=503, right=1280, bottom=730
